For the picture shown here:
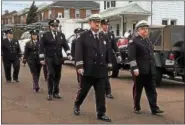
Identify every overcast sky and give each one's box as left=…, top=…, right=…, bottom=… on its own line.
left=2, top=1, right=53, bottom=13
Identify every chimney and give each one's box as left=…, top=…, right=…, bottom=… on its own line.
left=5, top=10, right=9, bottom=14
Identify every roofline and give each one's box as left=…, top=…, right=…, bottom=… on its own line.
left=50, top=6, right=99, bottom=10
left=149, top=25, right=166, bottom=28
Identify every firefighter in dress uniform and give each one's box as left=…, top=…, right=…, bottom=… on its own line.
left=100, top=19, right=122, bottom=99
left=23, top=30, right=42, bottom=92
left=2, top=29, right=22, bottom=83
left=39, top=19, right=72, bottom=101
left=74, top=14, right=112, bottom=122
left=71, top=28, right=85, bottom=85
left=128, top=20, right=164, bottom=114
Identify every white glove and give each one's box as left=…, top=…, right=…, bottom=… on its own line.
left=108, top=71, right=112, bottom=77
left=117, top=56, right=122, bottom=63
left=40, top=60, right=45, bottom=65
left=108, top=63, right=112, bottom=68
left=133, top=69, right=139, bottom=76
left=78, top=69, right=84, bottom=75
left=68, top=55, right=73, bottom=61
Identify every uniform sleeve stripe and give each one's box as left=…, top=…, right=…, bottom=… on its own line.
left=76, top=61, right=83, bottom=66
left=66, top=50, right=71, bottom=54
left=130, top=60, right=137, bottom=67
left=39, top=54, right=44, bottom=58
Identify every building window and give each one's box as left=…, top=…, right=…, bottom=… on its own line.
left=58, top=12, right=63, bottom=18
left=104, top=1, right=106, bottom=9
left=111, top=1, right=116, bottom=7
left=170, top=20, right=177, bottom=25
left=162, top=19, right=168, bottom=25
left=64, top=9, right=70, bottom=18
left=75, top=9, right=80, bottom=18
left=50, top=14, right=52, bottom=19
left=86, top=10, right=91, bottom=17
left=107, top=1, right=110, bottom=8
left=116, top=24, right=120, bottom=36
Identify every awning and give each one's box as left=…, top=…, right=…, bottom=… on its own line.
left=76, top=3, right=151, bottom=23
left=101, top=3, right=151, bottom=18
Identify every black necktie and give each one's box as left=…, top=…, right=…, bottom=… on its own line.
left=94, top=34, right=100, bottom=50
left=54, top=32, right=57, bottom=40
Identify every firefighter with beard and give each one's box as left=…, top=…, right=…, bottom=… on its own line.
left=74, top=14, right=112, bottom=122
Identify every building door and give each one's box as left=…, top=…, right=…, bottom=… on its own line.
left=133, top=23, right=136, bottom=31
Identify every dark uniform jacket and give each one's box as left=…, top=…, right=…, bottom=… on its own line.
left=128, top=35, right=156, bottom=75
left=39, top=31, right=70, bottom=64
left=23, top=40, right=40, bottom=64
left=75, top=30, right=112, bottom=78
left=1, top=38, right=22, bottom=61
left=71, top=38, right=77, bottom=60
left=101, top=31, right=120, bottom=56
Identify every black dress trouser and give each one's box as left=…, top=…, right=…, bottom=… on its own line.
left=105, top=76, right=111, bottom=95
left=27, top=60, right=42, bottom=89
left=45, top=57, right=62, bottom=95
left=3, top=58, right=20, bottom=81
left=43, top=65, right=48, bottom=81
left=132, top=74, right=159, bottom=112
left=74, top=76, right=106, bottom=115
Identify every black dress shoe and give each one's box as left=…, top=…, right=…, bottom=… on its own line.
left=106, top=94, right=114, bottom=99
left=74, top=105, right=80, bottom=115
left=47, top=95, right=53, bottom=101
left=6, top=80, right=11, bottom=83
left=97, top=114, right=112, bottom=122
left=13, top=80, right=19, bottom=83
left=35, top=88, right=40, bottom=92
left=134, top=109, right=141, bottom=114
left=53, top=94, right=62, bottom=99
left=152, top=109, right=164, bottom=115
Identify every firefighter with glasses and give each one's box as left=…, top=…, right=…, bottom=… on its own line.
left=128, top=20, right=164, bottom=115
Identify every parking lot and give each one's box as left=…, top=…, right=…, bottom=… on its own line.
left=2, top=64, right=184, bottom=124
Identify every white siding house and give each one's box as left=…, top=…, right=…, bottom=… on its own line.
left=99, top=1, right=184, bottom=36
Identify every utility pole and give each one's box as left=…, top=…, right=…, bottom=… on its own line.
left=151, top=1, right=153, bottom=25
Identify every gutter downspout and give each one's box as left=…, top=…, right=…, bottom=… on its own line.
left=151, top=1, right=153, bottom=25
left=122, top=15, right=125, bottom=36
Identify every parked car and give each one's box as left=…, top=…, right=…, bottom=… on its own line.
left=18, top=31, right=31, bottom=54
left=150, top=25, right=185, bottom=85
left=111, top=36, right=130, bottom=78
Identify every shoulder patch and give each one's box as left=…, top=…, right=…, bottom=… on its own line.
left=129, top=39, right=133, bottom=43
left=77, top=34, right=80, bottom=39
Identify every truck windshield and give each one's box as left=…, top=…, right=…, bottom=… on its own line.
left=170, top=27, right=184, bottom=46
left=149, top=28, right=162, bottom=46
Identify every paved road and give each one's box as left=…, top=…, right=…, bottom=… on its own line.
left=2, top=64, right=184, bottom=124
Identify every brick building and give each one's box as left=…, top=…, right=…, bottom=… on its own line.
left=37, top=1, right=99, bottom=21
left=2, top=1, right=100, bottom=25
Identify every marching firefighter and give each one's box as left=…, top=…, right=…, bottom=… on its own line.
left=128, top=20, right=164, bottom=114
left=100, top=19, right=122, bottom=99
left=2, top=29, right=22, bottom=83
left=23, top=30, right=42, bottom=92
left=43, top=65, right=48, bottom=82
left=71, top=28, right=84, bottom=85
left=39, top=19, right=72, bottom=101
left=74, top=14, right=112, bottom=122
